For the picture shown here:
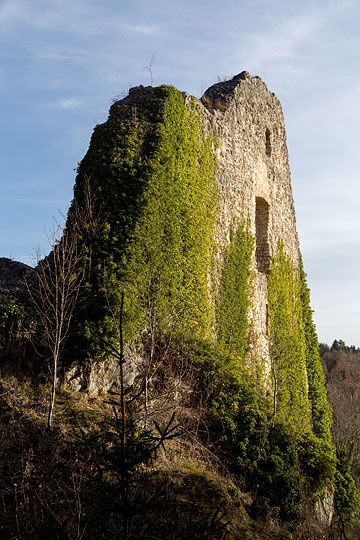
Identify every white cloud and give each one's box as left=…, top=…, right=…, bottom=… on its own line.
left=55, top=97, right=82, bottom=109
left=0, top=0, right=162, bottom=37
left=40, top=96, right=84, bottom=109
left=0, top=0, right=87, bottom=33
left=121, top=23, right=160, bottom=36
left=230, top=0, right=358, bottom=84
left=246, top=14, right=319, bottom=68
left=0, top=197, right=59, bottom=204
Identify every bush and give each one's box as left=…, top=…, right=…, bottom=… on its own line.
left=187, top=339, right=336, bottom=524
left=0, top=299, right=36, bottom=360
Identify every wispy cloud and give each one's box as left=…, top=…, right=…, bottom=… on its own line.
left=32, top=46, right=89, bottom=61
left=244, top=14, right=319, bottom=68
left=120, top=23, right=160, bottom=36
left=231, top=0, right=357, bottom=81
left=0, top=197, right=59, bottom=204
left=54, top=97, right=83, bottom=109
left=0, top=0, right=162, bottom=37
left=0, top=0, right=86, bottom=34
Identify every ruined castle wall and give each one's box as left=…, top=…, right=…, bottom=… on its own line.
left=69, top=74, right=301, bottom=371
left=201, top=72, right=300, bottom=365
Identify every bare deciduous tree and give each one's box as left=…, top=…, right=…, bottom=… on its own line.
left=28, top=179, right=98, bottom=429
left=30, top=222, right=84, bottom=429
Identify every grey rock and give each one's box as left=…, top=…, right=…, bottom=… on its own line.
left=65, top=344, right=142, bottom=396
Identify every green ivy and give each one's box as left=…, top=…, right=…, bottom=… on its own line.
left=70, top=86, right=217, bottom=358
left=299, top=257, right=333, bottom=442
left=267, top=243, right=336, bottom=505
left=267, top=242, right=311, bottom=430
left=188, top=340, right=334, bottom=524
left=0, top=299, right=36, bottom=357
left=268, top=244, right=333, bottom=443
left=216, top=222, right=254, bottom=363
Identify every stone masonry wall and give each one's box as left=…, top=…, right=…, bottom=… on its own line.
left=201, top=72, right=300, bottom=370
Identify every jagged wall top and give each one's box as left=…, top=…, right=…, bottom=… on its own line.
left=201, top=71, right=276, bottom=111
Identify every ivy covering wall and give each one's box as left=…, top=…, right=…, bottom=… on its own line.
left=267, top=242, right=333, bottom=444
left=267, top=242, right=312, bottom=431
left=299, top=257, right=333, bottom=441
left=266, top=242, right=337, bottom=508
left=70, top=86, right=217, bottom=358
left=216, top=222, right=254, bottom=363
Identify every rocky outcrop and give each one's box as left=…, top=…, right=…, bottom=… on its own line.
left=65, top=345, right=141, bottom=396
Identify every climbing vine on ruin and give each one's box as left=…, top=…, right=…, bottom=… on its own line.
left=216, top=222, right=254, bottom=364
left=299, top=256, right=333, bottom=442
left=70, top=86, right=217, bottom=358
left=267, top=242, right=336, bottom=495
left=267, top=242, right=312, bottom=430
left=267, top=245, right=332, bottom=442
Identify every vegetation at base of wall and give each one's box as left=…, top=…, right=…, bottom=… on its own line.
left=181, top=338, right=336, bottom=525
left=70, top=85, right=217, bottom=360
left=0, top=316, right=356, bottom=538
left=1, top=337, right=359, bottom=539
left=266, top=243, right=338, bottom=515
left=0, top=356, right=299, bottom=540
left=216, top=222, right=254, bottom=363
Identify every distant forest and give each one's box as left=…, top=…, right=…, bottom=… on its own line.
left=321, top=340, right=360, bottom=489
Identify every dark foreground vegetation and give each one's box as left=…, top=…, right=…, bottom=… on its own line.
left=0, top=331, right=359, bottom=539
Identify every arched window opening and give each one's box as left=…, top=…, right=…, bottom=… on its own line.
left=256, top=197, right=270, bottom=273
left=265, top=127, right=271, bottom=157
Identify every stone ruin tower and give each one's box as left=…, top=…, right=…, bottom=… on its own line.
left=201, top=71, right=300, bottom=366
left=64, top=71, right=333, bottom=452
left=71, top=71, right=308, bottom=388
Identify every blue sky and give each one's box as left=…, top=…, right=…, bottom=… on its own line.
left=1, top=0, right=359, bottom=346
